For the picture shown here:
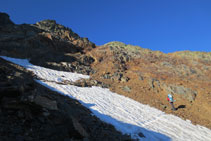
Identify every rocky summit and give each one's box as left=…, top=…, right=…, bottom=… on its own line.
left=0, top=12, right=211, bottom=140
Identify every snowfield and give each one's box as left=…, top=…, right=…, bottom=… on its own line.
left=1, top=56, right=211, bottom=141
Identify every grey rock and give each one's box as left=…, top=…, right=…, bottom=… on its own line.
left=139, top=76, right=144, bottom=81
left=34, top=96, right=58, bottom=110
left=81, top=56, right=95, bottom=65
left=120, top=77, right=130, bottom=82
left=71, top=116, right=89, bottom=138
left=103, top=74, right=111, bottom=79
left=14, top=72, right=22, bottom=77
left=148, top=78, right=160, bottom=89
left=164, top=84, right=197, bottom=102
left=123, top=86, right=131, bottom=92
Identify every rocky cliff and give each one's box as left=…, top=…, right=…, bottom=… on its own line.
left=0, top=12, right=95, bottom=74
left=0, top=12, right=211, bottom=137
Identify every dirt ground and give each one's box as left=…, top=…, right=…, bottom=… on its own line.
left=88, top=45, right=211, bottom=129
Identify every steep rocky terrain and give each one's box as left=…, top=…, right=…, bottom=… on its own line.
left=0, top=12, right=95, bottom=74
left=0, top=11, right=211, bottom=136
left=0, top=13, right=132, bottom=140
left=88, top=42, right=211, bottom=129
left=0, top=56, right=132, bottom=140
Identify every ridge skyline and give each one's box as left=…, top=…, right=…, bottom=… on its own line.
left=1, top=0, right=211, bottom=53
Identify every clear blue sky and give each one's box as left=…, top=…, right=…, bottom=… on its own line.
left=1, top=0, right=211, bottom=53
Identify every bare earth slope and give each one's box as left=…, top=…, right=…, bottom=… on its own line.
left=88, top=42, right=211, bottom=129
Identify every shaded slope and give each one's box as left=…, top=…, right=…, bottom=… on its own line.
left=0, top=12, right=95, bottom=74
left=0, top=57, right=131, bottom=140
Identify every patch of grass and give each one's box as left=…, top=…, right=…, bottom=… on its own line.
left=104, top=41, right=164, bottom=56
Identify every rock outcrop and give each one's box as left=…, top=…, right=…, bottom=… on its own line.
left=0, top=12, right=14, bottom=26
left=0, top=13, right=95, bottom=75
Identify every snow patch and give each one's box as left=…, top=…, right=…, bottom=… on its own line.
left=1, top=56, right=211, bottom=141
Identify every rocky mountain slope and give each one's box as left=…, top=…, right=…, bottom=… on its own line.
left=0, top=13, right=132, bottom=140
left=0, top=57, right=131, bottom=140
left=89, top=42, right=211, bottom=128
left=0, top=11, right=211, bottom=134
left=0, top=12, right=95, bottom=74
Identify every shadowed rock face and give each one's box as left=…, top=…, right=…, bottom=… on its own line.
left=0, top=13, right=95, bottom=75
left=0, top=12, right=14, bottom=26
left=0, top=58, right=132, bottom=140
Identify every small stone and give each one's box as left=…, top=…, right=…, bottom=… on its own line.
left=161, top=105, right=167, bottom=110
left=103, top=74, right=111, bottom=79
left=43, top=111, right=50, bottom=116
left=92, top=80, right=98, bottom=85
left=139, top=76, right=144, bottom=80
left=123, top=86, right=131, bottom=92
left=7, top=75, right=12, bottom=79
left=14, top=72, right=22, bottom=77
left=120, top=77, right=129, bottom=82
left=138, top=132, right=145, bottom=138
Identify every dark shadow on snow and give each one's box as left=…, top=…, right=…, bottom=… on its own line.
left=36, top=80, right=171, bottom=140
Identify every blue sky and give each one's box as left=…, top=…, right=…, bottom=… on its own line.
left=1, top=0, right=211, bottom=53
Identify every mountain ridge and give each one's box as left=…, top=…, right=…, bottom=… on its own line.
left=0, top=12, right=211, bottom=130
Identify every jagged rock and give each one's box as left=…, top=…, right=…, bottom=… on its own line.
left=164, top=84, right=197, bottom=102
left=0, top=12, right=14, bottom=26
left=72, top=79, right=110, bottom=88
left=0, top=13, right=95, bottom=75
left=102, top=73, right=111, bottom=79
left=81, top=56, right=95, bottom=66
left=0, top=58, right=132, bottom=140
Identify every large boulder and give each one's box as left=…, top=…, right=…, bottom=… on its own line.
left=163, top=84, right=197, bottom=102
